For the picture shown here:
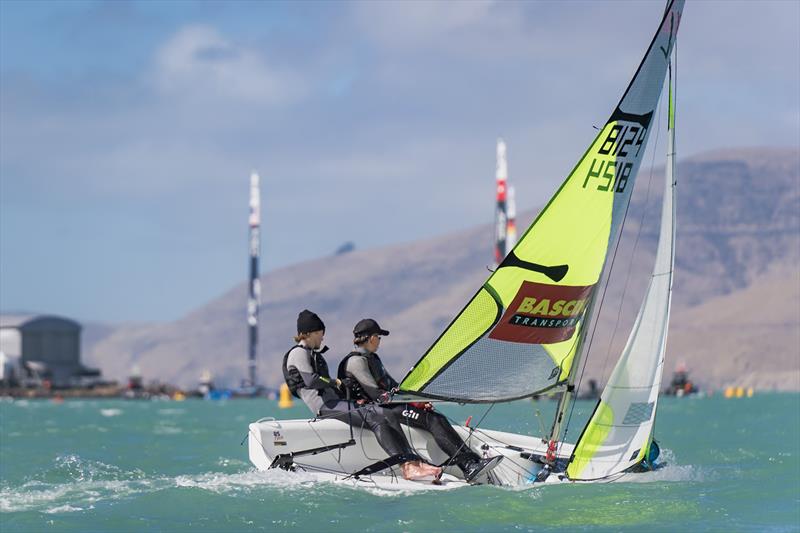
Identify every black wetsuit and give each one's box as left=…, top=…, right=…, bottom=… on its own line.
left=283, top=343, right=416, bottom=460
left=338, top=348, right=483, bottom=471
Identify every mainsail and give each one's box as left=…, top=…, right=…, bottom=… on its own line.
left=567, top=49, right=678, bottom=481
left=399, top=0, right=684, bottom=403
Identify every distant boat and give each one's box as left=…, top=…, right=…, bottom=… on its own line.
left=248, top=0, right=684, bottom=488
left=664, top=363, right=699, bottom=397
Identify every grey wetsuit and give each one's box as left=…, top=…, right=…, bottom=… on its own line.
left=341, top=348, right=482, bottom=470
left=284, top=343, right=416, bottom=460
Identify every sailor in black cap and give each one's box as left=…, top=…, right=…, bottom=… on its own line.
left=282, top=310, right=442, bottom=481
left=338, top=318, right=502, bottom=483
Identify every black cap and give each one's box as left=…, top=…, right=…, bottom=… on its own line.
left=297, top=310, right=325, bottom=334
left=353, top=318, right=389, bottom=337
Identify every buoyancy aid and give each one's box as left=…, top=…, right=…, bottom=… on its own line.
left=337, top=351, right=369, bottom=401
left=337, top=350, right=397, bottom=401
left=282, top=344, right=331, bottom=399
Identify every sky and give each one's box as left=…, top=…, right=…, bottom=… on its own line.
left=1, top=0, right=798, bottom=323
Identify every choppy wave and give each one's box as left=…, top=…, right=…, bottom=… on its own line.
left=622, top=448, right=710, bottom=483
left=2, top=448, right=708, bottom=515
left=157, top=408, right=186, bottom=416
left=1, top=477, right=147, bottom=514
left=174, top=469, right=317, bottom=494
left=0, top=455, right=322, bottom=514
left=153, top=424, right=183, bottom=435
left=44, top=504, right=89, bottom=514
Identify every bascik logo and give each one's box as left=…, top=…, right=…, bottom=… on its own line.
left=489, top=281, right=594, bottom=344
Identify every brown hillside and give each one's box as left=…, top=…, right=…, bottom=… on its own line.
left=84, top=147, right=800, bottom=392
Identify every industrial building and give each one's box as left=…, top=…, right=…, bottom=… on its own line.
left=0, top=314, right=100, bottom=388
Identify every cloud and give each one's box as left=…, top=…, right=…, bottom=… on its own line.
left=1, top=1, right=798, bottom=321
left=354, top=0, right=497, bottom=49
left=1, top=22, right=315, bottom=204
left=152, top=25, right=305, bottom=106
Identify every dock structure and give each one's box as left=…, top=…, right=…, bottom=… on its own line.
left=0, top=314, right=100, bottom=388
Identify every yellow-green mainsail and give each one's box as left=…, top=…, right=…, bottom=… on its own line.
left=399, top=114, right=653, bottom=402
left=399, top=0, right=682, bottom=404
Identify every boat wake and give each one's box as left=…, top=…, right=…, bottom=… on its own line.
left=0, top=448, right=707, bottom=515
left=0, top=455, right=326, bottom=514
left=623, top=449, right=709, bottom=484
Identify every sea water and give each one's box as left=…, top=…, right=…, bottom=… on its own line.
left=1, top=394, right=798, bottom=532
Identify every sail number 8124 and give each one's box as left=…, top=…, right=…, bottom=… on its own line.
left=582, top=123, right=647, bottom=193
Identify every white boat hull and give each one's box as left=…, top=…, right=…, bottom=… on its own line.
left=248, top=416, right=577, bottom=488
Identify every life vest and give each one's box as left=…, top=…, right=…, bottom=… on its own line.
left=337, top=350, right=397, bottom=401
left=282, top=344, right=331, bottom=399
left=337, top=351, right=369, bottom=401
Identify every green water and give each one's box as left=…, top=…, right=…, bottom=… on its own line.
left=1, top=395, right=798, bottom=532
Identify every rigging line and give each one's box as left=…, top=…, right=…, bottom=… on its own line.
left=355, top=406, right=384, bottom=462
left=434, top=410, right=534, bottom=471
left=595, top=80, right=666, bottom=393
left=288, top=461, right=341, bottom=475
left=560, top=100, right=666, bottom=452
left=434, top=403, right=570, bottom=476
left=307, top=419, right=349, bottom=472
left=352, top=413, right=399, bottom=475
left=249, top=426, right=276, bottom=465
left=437, top=404, right=567, bottom=476
left=403, top=409, right=428, bottom=462
left=351, top=405, right=406, bottom=482
left=454, top=423, right=554, bottom=475
left=315, top=400, right=413, bottom=467
left=436, top=403, right=496, bottom=469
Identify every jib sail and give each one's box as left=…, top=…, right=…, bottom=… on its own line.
left=568, top=38, right=679, bottom=480
left=399, top=0, right=684, bottom=403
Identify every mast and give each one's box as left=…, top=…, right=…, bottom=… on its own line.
left=494, top=139, right=508, bottom=266
left=547, top=307, right=591, bottom=445
left=506, top=185, right=517, bottom=251
left=548, top=6, right=680, bottom=451
left=397, top=0, right=683, bottom=406
left=565, top=48, right=678, bottom=479
left=247, top=172, right=261, bottom=388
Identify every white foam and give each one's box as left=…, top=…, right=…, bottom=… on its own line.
left=100, top=408, right=122, bottom=417
left=173, top=469, right=317, bottom=494
left=624, top=463, right=709, bottom=483
left=157, top=408, right=185, bottom=416
left=153, top=425, right=182, bottom=435
left=2, top=456, right=156, bottom=513
left=604, top=449, right=709, bottom=484
left=44, top=504, right=85, bottom=514
left=0, top=479, right=145, bottom=513
left=216, top=457, right=248, bottom=468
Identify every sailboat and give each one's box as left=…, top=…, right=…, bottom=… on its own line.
left=248, top=0, right=684, bottom=489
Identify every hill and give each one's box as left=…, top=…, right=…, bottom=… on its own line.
left=84, top=147, right=800, bottom=392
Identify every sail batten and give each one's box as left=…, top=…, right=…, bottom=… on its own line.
left=398, top=0, right=684, bottom=404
